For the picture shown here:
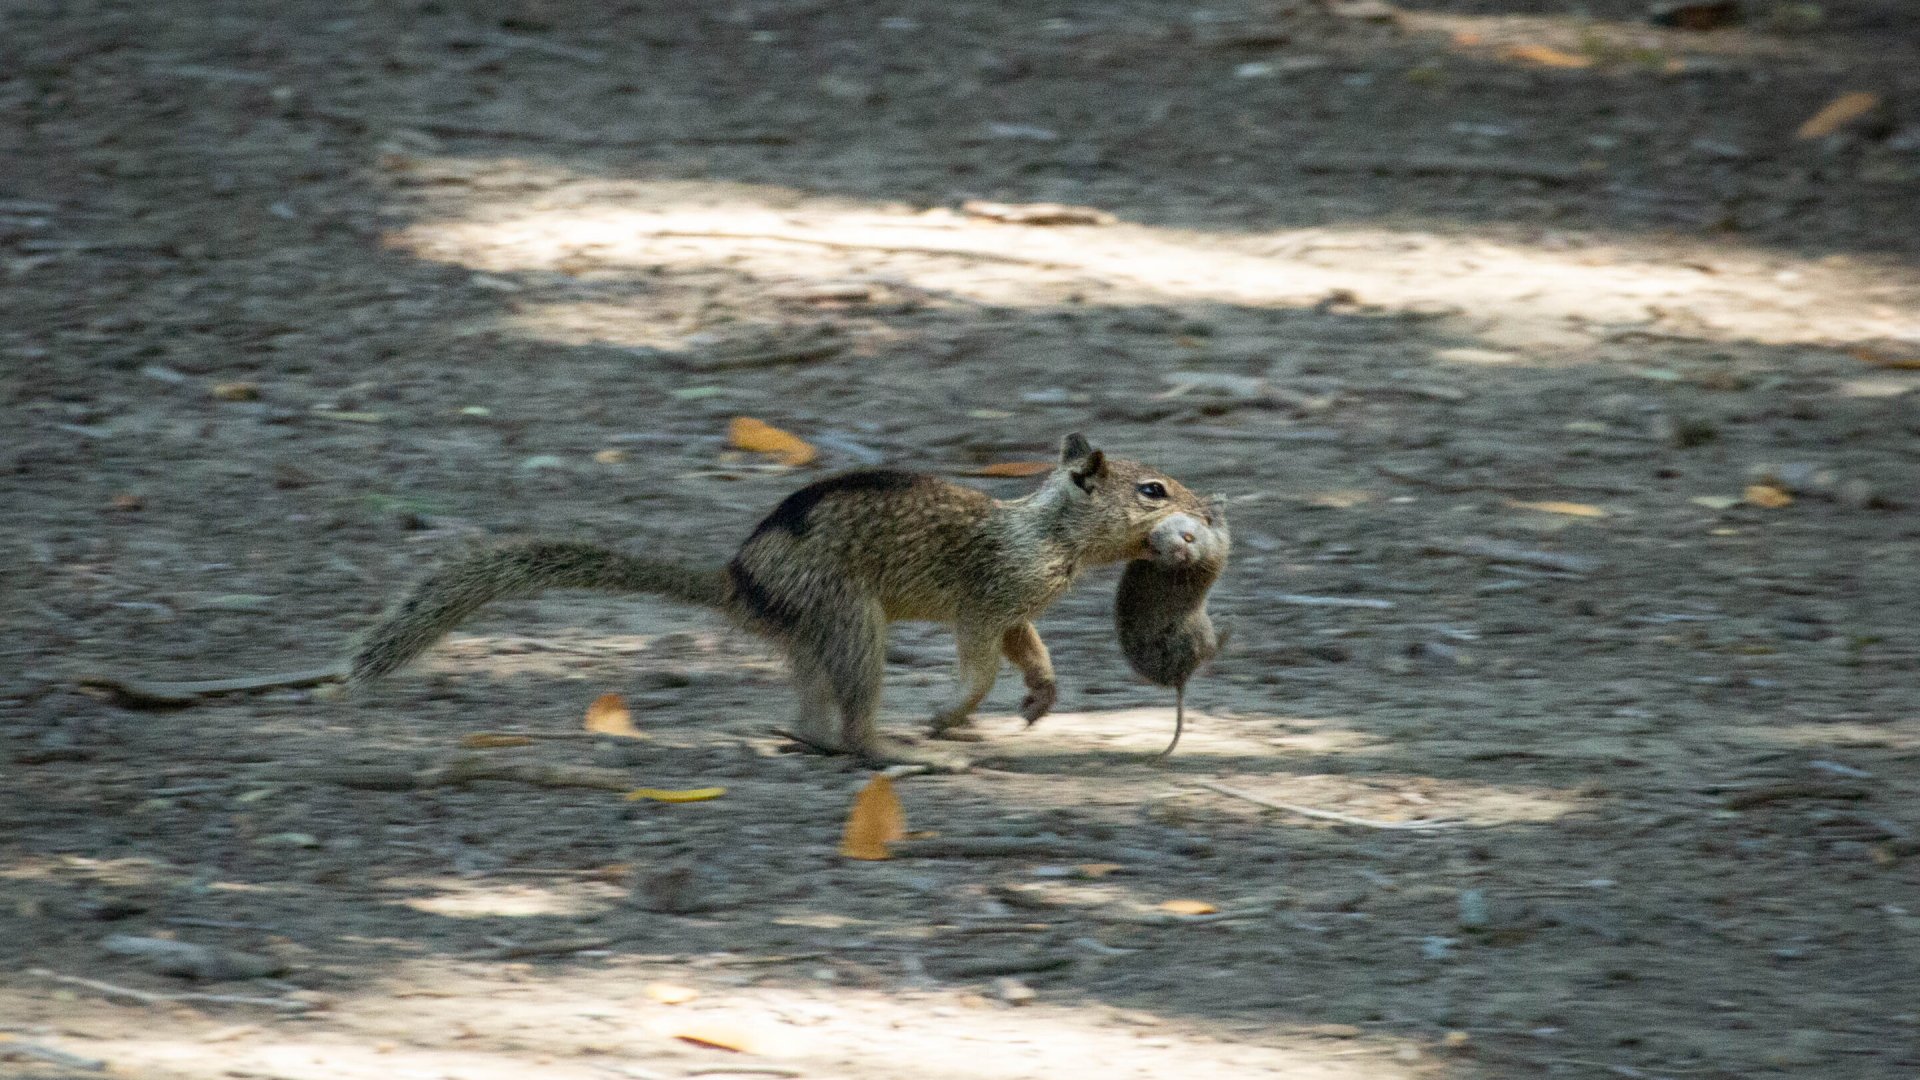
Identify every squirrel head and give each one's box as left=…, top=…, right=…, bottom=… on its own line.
left=1045, top=432, right=1212, bottom=565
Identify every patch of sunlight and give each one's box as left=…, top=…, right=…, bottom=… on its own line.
left=387, top=877, right=616, bottom=918
left=999, top=706, right=1380, bottom=760
left=0, top=855, right=172, bottom=885
left=68, top=970, right=1424, bottom=1080
left=1744, top=719, right=1920, bottom=752
left=385, top=175, right=1920, bottom=357
left=976, top=709, right=1584, bottom=826
left=1401, top=7, right=1836, bottom=66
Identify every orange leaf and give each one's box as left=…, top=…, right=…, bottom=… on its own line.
left=585, top=693, right=642, bottom=738
left=1797, top=91, right=1881, bottom=140
left=1158, top=899, right=1218, bottom=916
left=964, top=461, right=1054, bottom=478
left=1849, top=346, right=1920, bottom=370
left=643, top=982, right=700, bottom=1005
left=1501, top=44, right=1593, bottom=68
left=1744, top=484, right=1793, bottom=509
left=728, top=417, right=817, bottom=467
left=625, top=787, right=726, bottom=803
left=462, top=734, right=535, bottom=748
left=839, top=774, right=907, bottom=860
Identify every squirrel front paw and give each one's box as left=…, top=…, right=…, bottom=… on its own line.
left=1019, top=679, right=1057, bottom=726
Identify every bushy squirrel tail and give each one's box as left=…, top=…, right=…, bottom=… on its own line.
left=348, top=541, right=729, bottom=683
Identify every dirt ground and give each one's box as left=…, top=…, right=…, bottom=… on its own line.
left=5, top=1, right=1920, bottom=1077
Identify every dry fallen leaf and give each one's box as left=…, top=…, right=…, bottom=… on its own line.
left=108, top=493, right=144, bottom=511
left=461, top=734, right=535, bottom=749
left=1796, top=91, right=1881, bottom=140
left=1744, top=484, right=1794, bottom=509
left=728, top=416, right=817, bottom=467
left=1849, top=346, right=1920, bottom=370
left=625, top=787, right=726, bottom=803
left=1506, top=499, right=1607, bottom=518
left=643, top=982, right=701, bottom=1005
left=839, top=774, right=908, bottom=860
left=585, top=692, right=642, bottom=739
left=653, top=1017, right=795, bottom=1056
left=963, top=461, right=1055, bottom=478
left=593, top=448, right=627, bottom=464
left=1158, top=899, right=1218, bottom=916
left=1501, top=44, right=1593, bottom=68
left=1076, top=863, right=1125, bottom=878
left=211, top=381, right=261, bottom=401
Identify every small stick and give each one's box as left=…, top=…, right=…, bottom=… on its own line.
left=1266, top=593, right=1397, bottom=610
left=685, top=1068, right=803, bottom=1078
left=461, top=936, right=615, bottom=961
left=1723, top=782, right=1870, bottom=810
left=29, top=968, right=315, bottom=1012
left=891, top=836, right=1170, bottom=863
left=0, top=1039, right=107, bottom=1071
left=644, top=230, right=1079, bottom=270
left=1195, top=782, right=1460, bottom=831
left=75, top=664, right=347, bottom=707
left=1419, top=538, right=1600, bottom=575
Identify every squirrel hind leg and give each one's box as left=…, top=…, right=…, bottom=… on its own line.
left=785, top=667, right=845, bottom=753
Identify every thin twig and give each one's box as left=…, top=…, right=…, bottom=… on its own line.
left=0, top=1039, right=107, bottom=1071
left=1374, top=464, right=1635, bottom=497
left=1194, top=782, right=1461, bottom=831
left=1419, top=537, right=1601, bottom=575
left=644, top=230, right=1080, bottom=270
left=460, top=936, right=616, bottom=961
left=1296, top=153, right=1594, bottom=185
left=75, top=664, right=346, bottom=707
left=29, top=968, right=316, bottom=1012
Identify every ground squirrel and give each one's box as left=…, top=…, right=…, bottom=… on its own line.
left=1114, top=496, right=1229, bottom=757
left=348, top=433, right=1210, bottom=769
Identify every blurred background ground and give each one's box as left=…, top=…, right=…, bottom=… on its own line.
left=3, top=1, right=1919, bottom=1078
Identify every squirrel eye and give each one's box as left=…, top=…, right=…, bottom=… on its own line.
left=1136, top=481, right=1168, bottom=500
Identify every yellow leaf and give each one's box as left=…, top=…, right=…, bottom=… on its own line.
left=654, top=1018, right=794, bottom=1056
left=1158, top=899, right=1218, bottom=916
left=963, top=461, right=1055, bottom=478
left=461, top=734, right=535, bottom=749
left=585, top=692, right=642, bottom=738
left=1744, top=484, right=1793, bottom=509
left=625, top=787, right=726, bottom=803
left=643, top=982, right=700, bottom=1005
left=211, top=381, right=261, bottom=401
left=1506, top=499, right=1607, bottom=518
left=593, top=448, right=627, bottom=464
left=839, top=774, right=907, bottom=860
left=1501, top=44, right=1593, bottom=68
left=728, top=417, right=817, bottom=467
left=1797, top=91, right=1881, bottom=140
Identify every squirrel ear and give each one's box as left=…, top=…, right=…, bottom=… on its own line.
left=1069, top=449, right=1106, bottom=492
left=1205, top=494, right=1230, bottom=526
left=1060, top=432, right=1096, bottom=464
